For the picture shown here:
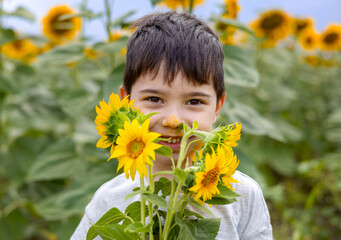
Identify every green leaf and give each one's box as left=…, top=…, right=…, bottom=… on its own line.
left=3, top=6, right=35, bottom=21
left=155, top=145, right=173, bottom=158
left=0, top=28, right=15, bottom=45
left=160, top=178, right=172, bottom=196
left=223, top=45, right=259, bottom=88
left=7, top=136, right=49, bottom=187
left=57, top=88, right=97, bottom=118
left=205, top=196, right=237, bottom=205
left=124, top=201, right=147, bottom=223
left=124, top=191, right=141, bottom=201
left=93, top=37, right=128, bottom=54
left=183, top=209, right=204, bottom=219
left=188, top=199, right=214, bottom=217
left=142, top=193, right=169, bottom=209
left=175, top=214, right=195, bottom=240
left=174, top=168, right=187, bottom=181
left=194, top=218, right=220, bottom=240
left=92, top=224, right=137, bottom=240
left=34, top=162, right=117, bottom=221
left=215, top=17, right=254, bottom=35
left=223, top=100, right=285, bottom=141
left=58, top=11, right=102, bottom=21
left=87, top=208, right=128, bottom=240
left=38, top=42, right=86, bottom=65
left=27, top=139, right=82, bottom=181
left=217, top=183, right=241, bottom=198
left=125, top=222, right=152, bottom=233
left=150, top=0, right=164, bottom=6
left=103, top=64, right=125, bottom=99
left=111, top=10, right=136, bottom=27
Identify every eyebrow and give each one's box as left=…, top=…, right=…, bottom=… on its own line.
left=138, top=89, right=212, bottom=98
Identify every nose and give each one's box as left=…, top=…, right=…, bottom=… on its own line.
left=162, top=114, right=181, bottom=128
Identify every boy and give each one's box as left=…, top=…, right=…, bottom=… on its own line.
left=71, top=11, right=272, bottom=239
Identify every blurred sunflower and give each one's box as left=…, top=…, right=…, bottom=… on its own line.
left=159, top=0, right=204, bottom=10
left=319, top=24, right=341, bottom=51
left=111, top=119, right=161, bottom=181
left=1, top=38, right=40, bottom=63
left=215, top=0, right=240, bottom=45
left=222, top=0, right=240, bottom=19
left=292, top=17, right=313, bottom=37
left=109, top=31, right=121, bottom=42
left=42, top=5, right=81, bottom=43
left=298, top=28, right=318, bottom=50
left=251, top=10, right=292, bottom=46
left=84, top=47, right=100, bottom=60
left=302, top=55, right=320, bottom=67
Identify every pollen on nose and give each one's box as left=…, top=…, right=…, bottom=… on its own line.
left=163, top=115, right=180, bottom=127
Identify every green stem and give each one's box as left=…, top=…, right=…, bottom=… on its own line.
left=156, top=211, right=163, bottom=238
left=189, top=0, right=194, bottom=14
left=162, top=180, right=177, bottom=240
left=104, top=0, right=115, bottom=70
left=140, top=176, right=146, bottom=240
left=162, top=179, right=185, bottom=240
left=148, top=165, right=154, bottom=240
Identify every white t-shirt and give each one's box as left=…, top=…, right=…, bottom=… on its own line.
left=71, top=171, right=273, bottom=240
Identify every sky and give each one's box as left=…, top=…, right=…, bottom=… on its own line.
left=2, top=0, right=341, bottom=42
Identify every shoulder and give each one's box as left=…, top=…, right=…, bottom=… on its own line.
left=232, top=170, right=264, bottom=197
left=230, top=171, right=273, bottom=239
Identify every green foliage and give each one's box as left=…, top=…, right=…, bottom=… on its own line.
left=0, top=0, right=340, bottom=239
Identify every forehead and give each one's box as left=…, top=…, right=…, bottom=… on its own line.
left=131, top=71, right=216, bottom=96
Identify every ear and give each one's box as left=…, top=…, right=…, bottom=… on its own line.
left=119, top=85, right=128, bottom=99
left=213, top=93, right=225, bottom=123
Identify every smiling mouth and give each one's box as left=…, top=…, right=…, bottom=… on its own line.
left=159, top=136, right=182, bottom=144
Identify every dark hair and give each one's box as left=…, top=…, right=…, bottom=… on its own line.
left=123, top=11, right=225, bottom=100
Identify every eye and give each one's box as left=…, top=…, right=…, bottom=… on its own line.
left=186, top=99, right=203, bottom=105
left=146, top=96, right=162, bottom=103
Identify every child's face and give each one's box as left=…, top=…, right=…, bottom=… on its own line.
left=121, top=70, right=225, bottom=164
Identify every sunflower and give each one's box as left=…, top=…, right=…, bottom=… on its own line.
left=222, top=123, right=242, bottom=149
left=42, top=5, right=81, bottom=43
left=251, top=10, right=292, bottom=45
left=221, top=147, right=240, bottom=190
left=1, top=38, right=40, bottom=63
left=95, top=93, right=134, bottom=154
left=110, top=119, right=161, bottom=180
left=319, top=24, right=341, bottom=51
left=223, top=0, right=240, bottom=19
left=109, top=31, right=121, bottom=42
left=84, top=47, right=100, bottom=60
left=292, top=18, right=313, bottom=37
left=190, top=147, right=231, bottom=202
left=298, top=28, right=318, bottom=50
left=302, top=55, right=320, bottom=67
left=159, top=0, right=204, bottom=10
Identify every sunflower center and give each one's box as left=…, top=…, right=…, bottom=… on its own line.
left=13, top=40, right=24, bottom=50
left=296, top=22, right=308, bottom=32
left=324, top=33, right=338, bottom=44
left=306, top=37, right=313, bottom=45
left=51, top=15, right=73, bottom=34
left=202, top=167, right=220, bottom=186
left=260, top=13, right=284, bottom=31
left=127, top=139, right=145, bottom=158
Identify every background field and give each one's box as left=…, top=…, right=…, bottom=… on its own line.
left=0, top=0, right=340, bottom=239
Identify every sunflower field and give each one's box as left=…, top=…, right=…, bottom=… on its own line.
left=0, top=0, right=340, bottom=239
